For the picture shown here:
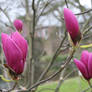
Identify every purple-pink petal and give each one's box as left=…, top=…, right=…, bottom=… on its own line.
left=11, top=31, right=28, bottom=62
left=80, top=50, right=89, bottom=67
left=12, top=60, right=24, bottom=74
left=88, top=53, right=92, bottom=78
left=74, top=58, right=89, bottom=80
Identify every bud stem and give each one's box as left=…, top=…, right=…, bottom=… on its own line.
left=88, top=80, right=92, bottom=92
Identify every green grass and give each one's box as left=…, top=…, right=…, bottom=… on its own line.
left=36, top=77, right=91, bottom=92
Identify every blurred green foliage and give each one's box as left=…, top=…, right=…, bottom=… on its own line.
left=37, top=77, right=91, bottom=92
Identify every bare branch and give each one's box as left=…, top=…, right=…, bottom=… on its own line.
left=36, top=0, right=54, bottom=22
left=55, top=68, right=77, bottom=92
left=65, top=0, right=69, bottom=8
left=75, top=8, right=92, bottom=15
left=83, top=26, right=92, bottom=35
left=0, top=7, right=15, bottom=30
left=6, top=82, right=17, bottom=92
left=37, top=31, right=67, bottom=81
left=0, top=82, right=17, bottom=92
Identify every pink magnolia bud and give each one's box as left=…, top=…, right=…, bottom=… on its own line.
left=13, top=19, right=23, bottom=32
left=74, top=51, right=92, bottom=80
left=1, top=31, right=28, bottom=75
left=64, top=8, right=81, bottom=45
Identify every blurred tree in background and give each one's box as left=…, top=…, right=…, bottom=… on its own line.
left=0, top=0, right=92, bottom=92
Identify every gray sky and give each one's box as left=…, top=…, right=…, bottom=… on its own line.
left=0, top=0, right=92, bottom=26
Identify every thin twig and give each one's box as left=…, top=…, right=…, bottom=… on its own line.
left=82, top=34, right=92, bottom=40
left=81, top=16, right=92, bottom=32
left=0, top=7, right=16, bottom=30
left=88, top=81, right=92, bottom=92
left=83, top=26, right=92, bottom=35
left=75, top=8, right=92, bottom=15
left=65, top=0, right=69, bottom=8
left=82, top=80, right=92, bottom=92
left=54, top=69, right=77, bottom=92
left=55, top=68, right=66, bottom=92
left=6, top=82, right=17, bottom=92
left=0, top=82, right=18, bottom=92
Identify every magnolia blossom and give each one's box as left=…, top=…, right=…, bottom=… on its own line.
left=74, top=51, right=92, bottom=80
left=64, top=8, right=81, bottom=45
left=1, top=31, right=28, bottom=74
left=13, top=19, right=23, bottom=32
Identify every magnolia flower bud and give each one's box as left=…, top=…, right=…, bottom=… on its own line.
left=74, top=51, right=92, bottom=80
left=64, top=8, right=81, bottom=46
left=13, top=19, right=23, bottom=32
left=1, top=31, right=28, bottom=79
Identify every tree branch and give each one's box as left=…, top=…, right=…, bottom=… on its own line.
left=37, top=31, right=67, bottom=81
left=75, top=8, right=92, bottom=15
left=65, top=0, right=69, bottom=8
left=0, top=7, right=16, bottom=30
